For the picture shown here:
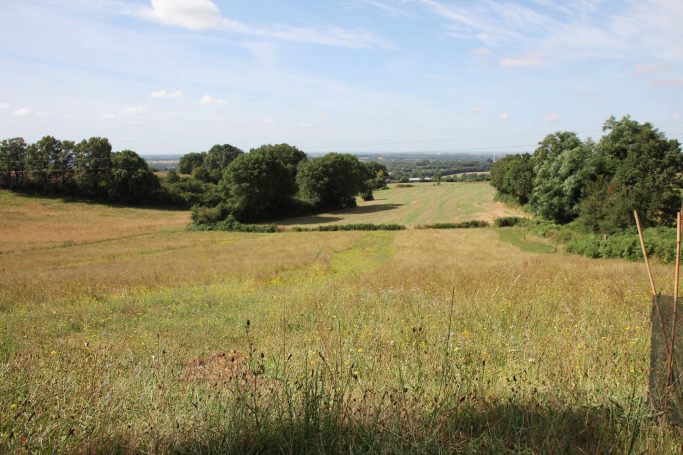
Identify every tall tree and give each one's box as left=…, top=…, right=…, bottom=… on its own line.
left=296, top=153, right=371, bottom=210
left=205, top=144, right=243, bottom=182
left=0, top=138, right=27, bottom=189
left=579, top=116, right=683, bottom=231
left=221, top=147, right=298, bottom=221
left=110, top=150, right=160, bottom=204
left=75, top=137, right=113, bottom=199
left=177, top=152, right=206, bottom=175
left=528, top=133, right=595, bottom=223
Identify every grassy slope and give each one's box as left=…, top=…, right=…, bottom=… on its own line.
left=279, top=182, right=524, bottom=227
left=1, top=190, right=681, bottom=453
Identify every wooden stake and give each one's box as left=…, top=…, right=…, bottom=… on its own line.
left=635, top=210, right=657, bottom=297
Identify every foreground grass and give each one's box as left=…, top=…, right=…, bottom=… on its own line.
left=278, top=182, right=523, bottom=227
left=1, top=192, right=682, bottom=453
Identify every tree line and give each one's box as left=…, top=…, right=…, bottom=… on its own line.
left=179, top=143, right=387, bottom=224
left=0, top=137, right=388, bottom=223
left=0, top=136, right=160, bottom=204
left=490, top=116, right=683, bottom=233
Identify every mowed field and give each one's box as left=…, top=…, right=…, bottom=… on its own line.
left=1, top=190, right=682, bottom=453
left=279, top=181, right=523, bottom=226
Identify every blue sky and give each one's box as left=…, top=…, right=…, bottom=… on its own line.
left=1, top=0, right=682, bottom=155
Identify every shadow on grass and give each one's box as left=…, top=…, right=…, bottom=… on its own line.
left=279, top=204, right=403, bottom=226
left=6, top=188, right=187, bottom=212
left=83, top=400, right=650, bottom=454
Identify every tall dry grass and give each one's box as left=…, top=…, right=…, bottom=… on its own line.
left=1, top=192, right=681, bottom=453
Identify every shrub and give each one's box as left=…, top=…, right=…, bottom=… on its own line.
left=494, top=217, right=525, bottom=227
left=188, top=215, right=278, bottom=233
left=421, top=221, right=489, bottom=229
left=291, top=224, right=405, bottom=232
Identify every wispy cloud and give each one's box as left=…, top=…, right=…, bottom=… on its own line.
left=471, top=47, right=492, bottom=57
left=137, top=0, right=391, bottom=48
left=544, top=113, right=561, bottom=121
left=121, top=106, right=147, bottom=114
left=200, top=95, right=226, bottom=105
left=500, top=112, right=510, bottom=120
left=150, top=89, right=183, bottom=98
left=12, top=108, right=31, bottom=117
left=0, top=102, right=10, bottom=109
left=500, top=51, right=543, bottom=68
left=416, top=0, right=683, bottom=63
left=635, top=63, right=672, bottom=74
left=101, top=113, right=116, bottom=119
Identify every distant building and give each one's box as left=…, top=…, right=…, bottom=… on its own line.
left=408, top=177, right=433, bottom=182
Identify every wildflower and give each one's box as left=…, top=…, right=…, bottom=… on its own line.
left=352, top=370, right=359, bottom=379
left=10, top=404, right=16, bottom=410
left=357, top=348, right=364, bottom=353
left=50, top=350, right=57, bottom=356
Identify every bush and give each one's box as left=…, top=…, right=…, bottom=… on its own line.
left=494, top=217, right=525, bottom=227
left=291, top=224, right=405, bottom=232
left=421, top=221, right=489, bottom=229
left=565, top=227, right=676, bottom=263
left=188, top=215, right=278, bottom=233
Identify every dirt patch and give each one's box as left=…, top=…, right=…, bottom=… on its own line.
left=183, top=350, right=269, bottom=389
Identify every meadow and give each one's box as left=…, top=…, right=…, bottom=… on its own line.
left=1, top=189, right=682, bottom=453
left=279, top=182, right=523, bottom=227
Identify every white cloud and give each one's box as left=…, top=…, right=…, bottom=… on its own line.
left=635, top=63, right=672, bottom=74
left=500, top=52, right=543, bottom=68
left=12, top=108, right=31, bottom=117
left=150, top=89, right=183, bottom=98
left=499, top=112, right=510, bottom=120
left=200, top=95, right=226, bottom=105
left=263, top=117, right=277, bottom=125
left=121, top=106, right=147, bottom=114
left=673, top=113, right=681, bottom=120
left=418, top=0, right=683, bottom=62
left=544, top=113, right=561, bottom=121
left=471, top=47, right=493, bottom=57
left=137, top=0, right=390, bottom=48
left=0, top=102, right=9, bottom=109
left=102, top=113, right=116, bottom=119
left=139, top=0, right=226, bottom=30
left=472, top=106, right=485, bottom=112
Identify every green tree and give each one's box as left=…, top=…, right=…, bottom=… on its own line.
left=109, top=150, right=160, bottom=204
left=528, top=133, right=594, bottom=223
left=296, top=153, right=371, bottom=210
left=205, top=144, right=243, bottom=182
left=249, top=144, right=307, bottom=175
left=365, top=161, right=388, bottom=189
left=55, top=140, right=76, bottom=191
left=177, top=152, right=206, bottom=175
left=221, top=148, right=298, bottom=222
left=490, top=153, right=534, bottom=204
left=0, top=137, right=27, bottom=188
left=579, top=116, right=683, bottom=231
left=75, top=137, right=113, bottom=199
left=26, top=136, right=61, bottom=190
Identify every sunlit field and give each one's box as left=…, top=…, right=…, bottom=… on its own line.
left=279, top=181, right=523, bottom=227
left=1, top=190, right=681, bottom=453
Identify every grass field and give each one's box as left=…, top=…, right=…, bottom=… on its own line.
left=279, top=182, right=523, bottom=227
left=1, top=190, right=682, bottom=453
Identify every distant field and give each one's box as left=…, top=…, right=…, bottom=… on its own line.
left=1, top=191, right=681, bottom=453
left=279, top=181, right=523, bottom=227
left=0, top=191, right=189, bottom=254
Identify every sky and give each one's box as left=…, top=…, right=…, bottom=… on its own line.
left=1, top=0, right=682, bottom=156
